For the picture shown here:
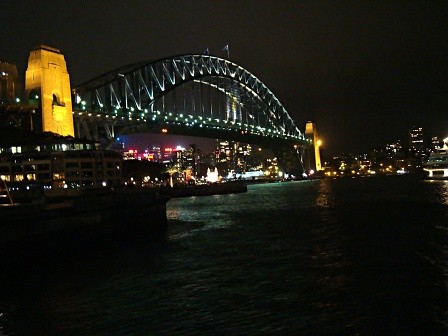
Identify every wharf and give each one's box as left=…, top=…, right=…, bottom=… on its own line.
left=0, top=182, right=247, bottom=249
left=0, top=188, right=169, bottom=248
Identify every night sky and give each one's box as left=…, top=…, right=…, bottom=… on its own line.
left=1, top=1, right=446, bottom=155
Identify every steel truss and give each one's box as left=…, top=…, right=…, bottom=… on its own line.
left=73, top=55, right=305, bottom=143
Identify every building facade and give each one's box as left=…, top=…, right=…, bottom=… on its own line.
left=409, top=126, right=424, bottom=151
left=0, top=137, right=122, bottom=189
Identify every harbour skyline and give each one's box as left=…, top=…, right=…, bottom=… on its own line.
left=1, top=0, right=446, bottom=155
left=1, top=3, right=447, bottom=331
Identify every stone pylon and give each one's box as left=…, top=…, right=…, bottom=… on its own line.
left=25, top=45, right=74, bottom=136
left=304, top=121, right=322, bottom=173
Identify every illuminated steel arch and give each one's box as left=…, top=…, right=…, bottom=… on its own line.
left=72, top=55, right=305, bottom=143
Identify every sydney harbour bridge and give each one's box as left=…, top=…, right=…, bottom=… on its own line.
left=1, top=47, right=316, bottom=175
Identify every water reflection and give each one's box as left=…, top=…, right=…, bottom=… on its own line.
left=314, top=179, right=335, bottom=208
left=1, top=178, right=447, bottom=335
left=439, top=181, right=448, bottom=205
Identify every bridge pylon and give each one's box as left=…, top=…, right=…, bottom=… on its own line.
left=25, top=45, right=74, bottom=136
left=304, top=121, right=322, bottom=174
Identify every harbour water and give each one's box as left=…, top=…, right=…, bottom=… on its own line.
left=1, top=176, right=447, bottom=335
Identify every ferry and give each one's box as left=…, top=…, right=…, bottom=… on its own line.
left=423, top=137, right=448, bottom=180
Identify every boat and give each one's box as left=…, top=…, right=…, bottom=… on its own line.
left=423, top=137, right=448, bottom=179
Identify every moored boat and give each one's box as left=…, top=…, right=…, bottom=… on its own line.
left=423, top=137, right=448, bottom=179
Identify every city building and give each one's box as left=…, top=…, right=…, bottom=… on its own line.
left=144, top=146, right=162, bottom=162
left=215, top=140, right=253, bottom=177
left=409, top=126, right=424, bottom=151
left=431, top=136, right=442, bottom=150
left=0, top=129, right=122, bottom=190
left=385, top=140, right=404, bottom=159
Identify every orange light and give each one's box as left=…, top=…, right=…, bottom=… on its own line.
left=161, top=128, right=168, bottom=133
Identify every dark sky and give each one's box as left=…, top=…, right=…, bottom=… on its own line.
left=1, top=1, right=447, bottom=155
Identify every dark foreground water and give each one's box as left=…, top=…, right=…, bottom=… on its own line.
left=1, top=176, right=447, bottom=335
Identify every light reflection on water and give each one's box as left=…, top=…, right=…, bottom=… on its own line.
left=1, top=177, right=447, bottom=335
left=437, top=181, right=448, bottom=205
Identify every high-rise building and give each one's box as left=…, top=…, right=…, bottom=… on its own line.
left=409, top=126, right=424, bottom=151
left=215, top=140, right=252, bottom=176
left=431, top=136, right=442, bottom=150
left=385, top=140, right=403, bottom=158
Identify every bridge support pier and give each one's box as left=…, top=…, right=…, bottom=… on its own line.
left=303, top=121, right=322, bottom=174
left=25, top=45, right=74, bottom=136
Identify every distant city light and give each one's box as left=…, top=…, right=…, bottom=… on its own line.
left=206, top=167, right=219, bottom=183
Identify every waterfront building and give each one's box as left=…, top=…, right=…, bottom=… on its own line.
left=0, top=129, right=122, bottom=190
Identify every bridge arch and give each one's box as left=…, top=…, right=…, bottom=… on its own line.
left=72, top=55, right=306, bottom=145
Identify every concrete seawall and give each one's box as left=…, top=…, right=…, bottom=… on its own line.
left=0, top=188, right=169, bottom=249
left=0, top=182, right=247, bottom=252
